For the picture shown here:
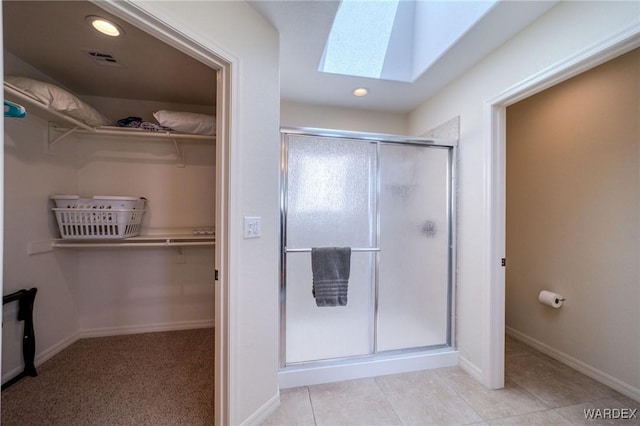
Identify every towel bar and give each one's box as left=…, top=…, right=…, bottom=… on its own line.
left=285, top=247, right=380, bottom=253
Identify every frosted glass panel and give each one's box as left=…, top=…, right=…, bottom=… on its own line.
left=286, top=136, right=375, bottom=249
left=285, top=252, right=374, bottom=363
left=284, top=135, right=376, bottom=363
left=377, top=144, right=450, bottom=351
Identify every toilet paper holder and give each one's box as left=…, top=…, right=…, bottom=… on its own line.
left=538, top=290, right=565, bottom=308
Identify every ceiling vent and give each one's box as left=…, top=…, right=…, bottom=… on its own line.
left=85, top=51, right=122, bottom=67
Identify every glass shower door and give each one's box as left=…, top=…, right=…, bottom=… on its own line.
left=376, top=144, right=451, bottom=351
left=284, top=135, right=377, bottom=364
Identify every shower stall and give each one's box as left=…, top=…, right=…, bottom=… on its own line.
left=279, top=128, right=458, bottom=387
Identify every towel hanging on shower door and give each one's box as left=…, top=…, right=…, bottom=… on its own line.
left=311, top=247, right=351, bottom=307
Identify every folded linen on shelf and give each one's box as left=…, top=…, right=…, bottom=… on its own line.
left=117, top=116, right=172, bottom=132
left=311, top=247, right=351, bottom=307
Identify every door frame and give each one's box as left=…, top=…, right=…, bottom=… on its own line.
left=94, top=2, right=233, bottom=424
left=483, top=23, right=640, bottom=389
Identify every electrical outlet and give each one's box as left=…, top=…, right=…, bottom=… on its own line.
left=244, top=216, right=262, bottom=239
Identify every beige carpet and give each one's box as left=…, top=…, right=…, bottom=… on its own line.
left=1, top=328, right=214, bottom=425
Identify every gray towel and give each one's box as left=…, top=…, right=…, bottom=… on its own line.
left=311, top=247, right=351, bottom=307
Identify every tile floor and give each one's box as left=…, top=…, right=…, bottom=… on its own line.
left=261, top=336, right=640, bottom=425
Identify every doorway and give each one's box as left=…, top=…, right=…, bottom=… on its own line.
left=484, top=27, right=640, bottom=390
left=504, top=47, right=640, bottom=396
left=0, top=1, right=232, bottom=424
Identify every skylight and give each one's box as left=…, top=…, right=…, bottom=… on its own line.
left=319, top=0, right=400, bottom=80
left=319, top=0, right=498, bottom=83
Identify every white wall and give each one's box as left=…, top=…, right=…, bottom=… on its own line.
left=506, top=49, right=639, bottom=392
left=74, top=132, right=216, bottom=334
left=131, top=2, right=281, bottom=424
left=408, top=1, right=640, bottom=381
left=75, top=134, right=215, bottom=234
left=77, top=247, right=215, bottom=334
left=4, top=48, right=81, bottom=382
left=281, top=100, right=408, bottom=135
left=2, top=113, right=80, bottom=382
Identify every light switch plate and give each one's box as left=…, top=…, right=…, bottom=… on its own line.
left=244, top=216, right=262, bottom=239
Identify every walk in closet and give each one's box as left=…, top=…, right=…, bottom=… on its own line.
left=2, top=0, right=217, bottom=388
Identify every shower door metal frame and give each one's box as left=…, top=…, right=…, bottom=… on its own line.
left=280, top=127, right=458, bottom=369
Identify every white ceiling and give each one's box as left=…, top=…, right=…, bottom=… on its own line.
left=3, top=1, right=558, bottom=114
left=249, top=0, right=558, bottom=113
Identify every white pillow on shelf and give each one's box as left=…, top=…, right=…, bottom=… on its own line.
left=5, top=76, right=110, bottom=127
left=153, top=110, right=216, bottom=136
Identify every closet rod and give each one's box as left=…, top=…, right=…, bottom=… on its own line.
left=285, top=247, right=380, bottom=253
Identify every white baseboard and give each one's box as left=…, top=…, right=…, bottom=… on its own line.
left=240, top=392, right=280, bottom=426
left=279, top=348, right=459, bottom=389
left=79, top=319, right=215, bottom=338
left=35, top=331, right=81, bottom=365
left=458, top=354, right=483, bottom=383
left=2, top=367, right=22, bottom=385
left=506, top=327, right=640, bottom=402
left=2, top=331, right=80, bottom=384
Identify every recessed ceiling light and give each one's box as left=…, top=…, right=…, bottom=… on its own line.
left=86, top=16, right=124, bottom=37
left=353, top=88, right=369, bottom=97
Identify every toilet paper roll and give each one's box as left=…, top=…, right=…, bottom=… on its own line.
left=538, top=290, right=564, bottom=308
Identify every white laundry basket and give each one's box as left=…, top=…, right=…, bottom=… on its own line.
left=51, top=195, right=146, bottom=239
